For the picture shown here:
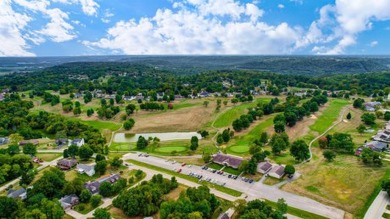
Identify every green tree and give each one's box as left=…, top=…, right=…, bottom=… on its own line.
left=25, top=209, right=46, bottom=219
left=290, top=140, right=310, bottom=161
left=284, top=165, right=295, bottom=176
left=274, top=121, right=285, bottom=133
left=80, top=189, right=92, bottom=203
left=361, top=113, right=376, bottom=126
left=40, top=198, right=65, bottom=219
left=123, top=118, right=135, bottom=130
left=95, top=154, right=106, bottom=162
left=382, top=179, right=390, bottom=196
left=87, top=108, right=94, bottom=117
left=136, top=136, right=148, bottom=150
left=385, top=112, right=390, bottom=121
left=93, top=208, right=111, bottom=219
left=216, top=134, right=224, bottom=144
left=272, top=138, right=287, bottom=155
left=99, top=182, right=113, bottom=197
left=20, top=170, right=36, bottom=186
left=125, top=104, right=136, bottom=115
left=110, top=157, right=123, bottom=169
left=9, top=133, right=23, bottom=145
left=91, top=195, right=102, bottom=208
left=67, top=145, right=79, bottom=158
left=203, top=101, right=209, bottom=107
left=22, top=143, right=37, bottom=156
left=79, top=145, right=94, bottom=161
left=202, top=152, right=211, bottom=163
left=277, top=198, right=288, bottom=215
left=323, top=150, right=336, bottom=162
left=357, top=124, right=366, bottom=135
left=190, top=136, right=199, bottom=151
left=95, top=160, right=107, bottom=175
left=0, top=196, right=18, bottom=219
left=260, top=132, right=268, bottom=144
left=8, top=144, right=20, bottom=155
left=346, top=112, right=352, bottom=120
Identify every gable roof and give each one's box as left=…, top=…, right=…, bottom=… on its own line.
left=57, top=159, right=78, bottom=168
left=269, top=165, right=285, bottom=177
left=257, top=162, right=273, bottom=172
left=7, top=188, right=26, bottom=198
left=77, top=164, right=95, bottom=172
left=85, top=174, right=120, bottom=193
left=212, top=154, right=243, bottom=168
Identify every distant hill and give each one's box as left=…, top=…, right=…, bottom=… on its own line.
left=0, top=55, right=389, bottom=75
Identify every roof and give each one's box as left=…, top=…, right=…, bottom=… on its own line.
left=218, top=213, right=229, bottom=219
left=72, top=138, right=83, bottom=144
left=365, top=141, right=387, bottom=150
left=60, top=194, right=79, bottom=208
left=212, top=154, right=243, bottom=168
left=7, top=188, right=26, bottom=198
left=85, top=174, right=120, bottom=193
left=77, top=164, right=95, bottom=172
left=257, top=162, right=273, bottom=172
left=269, top=165, right=285, bottom=177
left=57, top=159, right=78, bottom=168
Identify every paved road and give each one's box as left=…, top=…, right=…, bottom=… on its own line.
left=364, top=191, right=390, bottom=219
left=0, top=156, right=63, bottom=192
left=124, top=153, right=345, bottom=219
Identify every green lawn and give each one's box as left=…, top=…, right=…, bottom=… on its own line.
left=264, top=200, right=328, bottom=219
left=226, top=115, right=275, bottom=155
left=207, top=163, right=224, bottom=170
left=155, top=146, right=188, bottom=153
left=127, top=159, right=242, bottom=197
left=309, top=99, right=350, bottom=134
left=214, top=98, right=271, bottom=128
left=79, top=120, right=122, bottom=131
left=222, top=167, right=241, bottom=175
left=74, top=201, right=103, bottom=214
left=36, top=153, right=62, bottom=162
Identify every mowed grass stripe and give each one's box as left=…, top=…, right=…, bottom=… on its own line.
left=214, top=98, right=271, bottom=128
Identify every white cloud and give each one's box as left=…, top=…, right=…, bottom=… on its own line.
left=0, top=0, right=35, bottom=56
left=79, top=0, right=99, bottom=16
left=101, top=9, right=114, bottom=23
left=370, top=41, right=378, bottom=47
left=85, top=0, right=299, bottom=55
left=37, top=8, right=76, bottom=42
left=278, top=4, right=285, bottom=9
left=308, top=0, right=390, bottom=54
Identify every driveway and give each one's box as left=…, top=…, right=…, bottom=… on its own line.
left=364, top=191, right=390, bottom=219
left=124, top=153, right=345, bottom=219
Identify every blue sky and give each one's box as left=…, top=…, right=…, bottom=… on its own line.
left=1, top=0, right=390, bottom=56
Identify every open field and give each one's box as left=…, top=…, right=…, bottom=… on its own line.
left=130, top=99, right=218, bottom=133
left=36, top=153, right=62, bottom=162
left=213, top=97, right=271, bottom=128
left=283, top=149, right=390, bottom=217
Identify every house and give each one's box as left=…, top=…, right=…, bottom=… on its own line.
left=123, top=95, right=134, bottom=101
left=199, top=91, right=210, bottom=98
left=268, top=165, right=285, bottom=179
left=257, top=161, right=273, bottom=174
left=365, top=141, right=388, bottom=152
left=373, top=130, right=390, bottom=143
left=77, top=164, right=95, bottom=176
left=0, top=137, right=8, bottom=145
left=135, top=93, right=144, bottom=101
left=74, top=93, right=82, bottom=98
left=7, top=188, right=27, bottom=200
left=57, top=158, right=78, bottom=170
left=72, top=138, right=85, bottom=147
left=56, top=139, right=70, bottom=147
left=157, top=92, right=165, bottom=100
left=59, top=194, right=79, bottom=210
left=212, top=153, right=243, bottom=169
left=364, top=102, right=381, bottom=112
left=85, top=174, right=121, bottom=194
left=174, top=95, right=184, bottom=100
left=19, top=139, right=39, bottom=146
left=0, top=94, right=4, bottom=101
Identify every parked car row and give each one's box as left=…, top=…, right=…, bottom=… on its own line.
left=241, top=177, right=254, bottom=184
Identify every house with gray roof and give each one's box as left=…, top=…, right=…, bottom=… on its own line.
left=0, top=137, right=8, bottom=145
left=7, top=188, right=27, bottom=200
left=257, top=161, right=273, bottom=174
left=268, top=165, right=285, bottom=179
left=72, top=138, right=85, bottom=147
left=77, top=164, right=95, bottom=176
left=59, top=194, right=79, bottom=210
left=365, top=141, right=388, bottom=152
left=212, top=153, right=243, bottom=169
left=57, top=158, right=78, bottom=170
left=85, top=174, right=121, bottom=194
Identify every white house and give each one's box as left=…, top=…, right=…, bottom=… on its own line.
left=72, top=138, right=85, bottom=147
left=268, top=165, right=285, bottom=179
left=77, top=164, right=95, bottom=176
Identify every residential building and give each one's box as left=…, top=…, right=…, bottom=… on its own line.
left=174, top=94, right=184, bottom=100
left=268, top=165, right=285, bottom=179
left=77, top=164, right=95, bottom=176
left=364, top=141, right=388, bottom=152
left=59, top=194, right=79, bottom=210
left=199, top=91, right=210, bottom=98
left=7, top=188, right=27, bottom=200
left=212, top=153, right=243, bottom=169
left=85, top=174, right=121, bottom=194
left=56, top=139, right=70, bottom=147
left=364, top=102, right=381, bottom=112
left=72, top=138, right=85, bottom=147
left=57, top=158, right=78, bottom=170
left=257, top=161, right=273, bottom=174
left=373, top=130, right=390, bottom=143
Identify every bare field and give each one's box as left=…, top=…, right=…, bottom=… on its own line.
left=131, top=102, right=217, bottom=133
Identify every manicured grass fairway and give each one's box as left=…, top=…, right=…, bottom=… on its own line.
left=309, top=99, right=350, bottom=134
left=227, top=115, right=275, bottom=155
left=214, top=98, right=271, bottom=128
left=155, top=146, right=187, bottom=153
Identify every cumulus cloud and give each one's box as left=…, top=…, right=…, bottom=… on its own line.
left=0, top=0, right=34, bottom=56
left=307, top=0, right=390, bottom=54
left=370, top=41, right=378, bottom=47
left=278, top=4, right=285, bottom=9
left=53, top=0, right=99, bottom=16
left=84, top=0, right=300, bottom=55
left=101, top=9, right=114, bottom=23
